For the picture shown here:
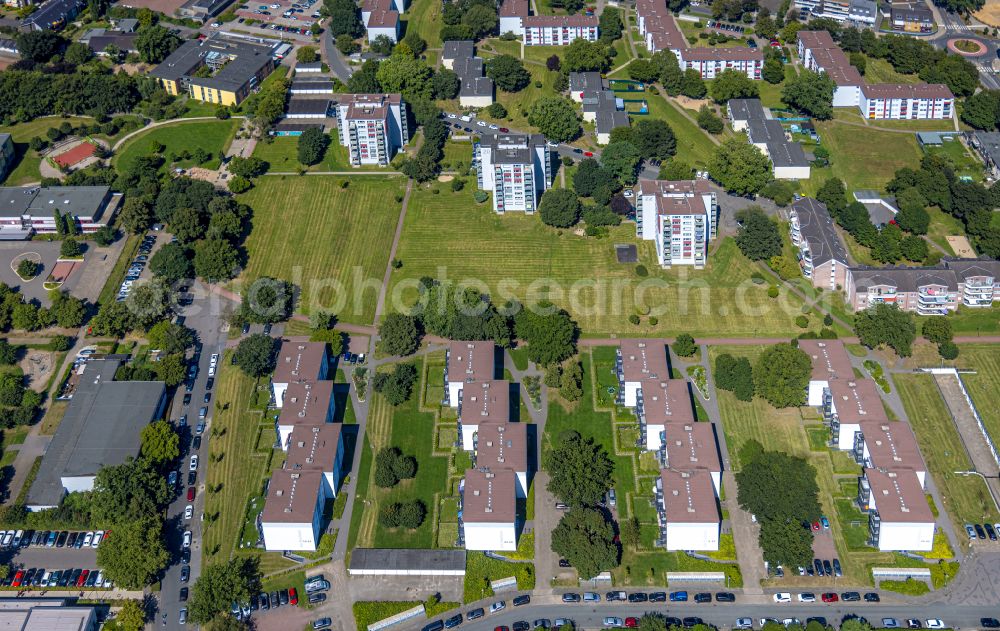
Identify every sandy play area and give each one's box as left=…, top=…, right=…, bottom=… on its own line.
left=947, top=235, right=977, bottom=258
left=20, top=349, right=56, bottom=392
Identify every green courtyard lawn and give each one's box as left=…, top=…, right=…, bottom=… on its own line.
left=951, top=344, right=1000, bottom=454
left=401, top=0, right=444, bottom=48
left=1, top=116, right=107, bottom=185
left=895, top=372, right=1000, bottom=531
left=470, top=60, right=561, bottom=135
left=441, top=140, right=473, bottom=171
left=349, top=353, right=459, bottom=550
left=863, top=58, right=921, bottom=85
left=480, top=38, right=522, bottom=59
left=831, top=107, right=956, bottom=132
left=113, top=119, right=240, bottom=172
left=923, top=140, right=985, bottom=183
left=388, top=186, right=810, bottom=337
left=797, top=119, right=922, bottom=197
left=201, top=351, right=285, bottom=566
left=251, top=135, right=383, bottom=172
left=236, top=176, right=406, bottom=324
left=925, top=206, right=967, bottom=255
left=756, top=65, right=797, bottom=110
left=646, top=93, right=718, bottom=169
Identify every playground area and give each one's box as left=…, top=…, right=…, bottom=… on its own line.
left=43, top=138, right=106, bottom=179
left=947, top=235, right=977, bottom=258
left=53, top=141, right=96, bottom=168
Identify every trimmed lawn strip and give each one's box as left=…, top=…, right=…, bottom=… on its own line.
left=645, top=93, right=717, bottom=168
left=252, top=136, right=385, bottom=172
left=953, top=344, right=1000, bottom=454
left=113, top=119, right=240, bottom=172
left=236, top=177, right=406, bottom=324
left=925, top=206, right=965, bottom=255
left=895, top=372, right=1000, bottom=529
left=863, top=58, right=920, bottom=85
left=389, top=188, right=809, bottom=337
left=463, top=552, right=535, bottom=603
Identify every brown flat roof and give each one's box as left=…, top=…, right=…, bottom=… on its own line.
left=799, top=339, right=853, bottom=381
left=863, top=82, right=953, bottom=100
left=664, top=423, right=720, bottom=472
left=286, top=423, right=342, bottom=472
left=641, top=380, right=695, bottom=425
left=859, top=420, right=924, bottom=471
left=864, top=467, right=933, bottom=523
left=523, top=14, right=598, bottom=27
left=463, top=468, right=517, bottom=523
left=828, top=378, right=888, bottom=424
left=273, top=340, right=327, bottom=385
left=798, top=30, right=837, bottom=50
left=476, top=422, right=528, bottom=473
left=655, top=194, right=708, bottom=217
left=620, top=339, right=670, bottom=382
left=499, top=0, right=528, bottom=17
left=637, top=179, right=711, bottom=196
left=660, top=469, right=719, bottom=523
left=278, top=380, right=334, bottom=426
left=448, top=341, right=496, bottom=383
left=683, top=46, right=763, bottom=61
left=459, top=381, right=510, bottom=424
left=261, top=469, right=323, bottom=524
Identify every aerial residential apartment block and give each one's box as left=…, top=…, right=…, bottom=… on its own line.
left=442, top=41, right=495, bottom=108
left=570, top=72, right=631, bottom=144
left=616, top=339, right=671, bottom=407
left=150, top=34, right=275, bottom=106
left=842, top=259, right=1000, bottom=314
left=854, top=420, right=926, bottom=488
left=498, top=0, right=599, bottom=45
left=462, top=468, right=518, bottom=550
left=458, top=380, right=511, bottom=450
left=661, top=423, right=722, bottom=492
left=635, top=0, right=762, bottom=79
left=726, top=99, right=811, bottom=180
left=857, top=467, right=935, bottom=551
left=475, top=421, right=529, bottom=498
left=334, top=94, right=410, bottom=166
left=635, top=180, right=715, bottom=268
left=797, top=30, right=953, bottom=120
left=361, top=0, right=405, bottom=42
left=444, top=340, right=498, bottom=407
left=474, top=134, right=552, bottom=214
left=271, top=341, right=329, bottom=407
left=639, top=380, right=696, bottom=451
left=788, top=198, right=850, bottom=290
left=657, top=469, right=720, bottom=551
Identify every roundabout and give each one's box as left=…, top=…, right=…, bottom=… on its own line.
left=947, top=38, right=988, bottom=57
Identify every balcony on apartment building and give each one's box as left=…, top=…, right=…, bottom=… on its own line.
left=653, top=475, right=667, bottom=547
left=635, top=389, right=647, bottom=448
left=962, top=280, right=995, bottom=306
left=867, top=510, right=881, bottom=547
left=867, top=289, right=897, bottom=304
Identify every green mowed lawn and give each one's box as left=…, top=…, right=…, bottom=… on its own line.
left=645, top=93, right=718, bottom=169
left=114, top=119, right=240, bottom=172
left=953, top=344, right=1000, bottom=451
left=389, top=187, right=807, bottom=337
left=350, top=361, right=452, bottom=550
left=1, top=116, right=101, bottom=185
left=923, top=140, right=984, bottom=182
left=894, top=372, right=1000, bottom=530
left=402, top=0, right=443, bottom=48
left=863, top=58, right=920, bottom=85
left=925, top=206, right=966, bottom=255
left=236, top=177, right=405, bottom=324
left=251, top=135, right=383, bottom=172
left=798, top=120, right=922, bottom=196
left=756, top=65, right=797, bottom=110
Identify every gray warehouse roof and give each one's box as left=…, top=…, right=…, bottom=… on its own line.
left=27, top=359, right=166, bottom=508
left=728, top=98, right=766, bottom=122
left=349, top=548, right=467, bottom=573
left=766, top=141, right=809, bottom=168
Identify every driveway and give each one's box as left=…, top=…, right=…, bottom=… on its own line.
left=0, top=242, right=78, bottom=306
left=3, top=543, right=99, bottom=569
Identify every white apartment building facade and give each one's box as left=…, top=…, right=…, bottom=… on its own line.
left=635, top=180, right=714, bottom=268
left=474, top=134, right=551, bottom=214
left=334, top=93, right=409, bottom=166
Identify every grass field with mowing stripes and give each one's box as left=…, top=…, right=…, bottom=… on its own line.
left=113, top=119, right=240, bottom=172
left=236, top=177, right=406, bottom=324
left=894, top=372, right=1000, bottom=531
left=388, top=187, right=809, bottom=337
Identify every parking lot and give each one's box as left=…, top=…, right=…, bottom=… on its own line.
left=233, top=0, right=321, bottom=30
left=0, top=529, right=110, bottom=590
left=116, top=230, right=169, bottom=303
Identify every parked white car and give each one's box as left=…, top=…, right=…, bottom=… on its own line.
left=185, top=505, right=194, bottom=520
left=91, top=530, right=104, bottom=547
left=772, top=593, right=791, bottom=603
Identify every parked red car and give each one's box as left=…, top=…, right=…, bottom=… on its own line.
left=77, top=569, right=90, bottom=587
left=822, top=593, right=839, bottom=603
left=10, top=570, right=24, bottom=587
left=584, top=151, right=594, bottom=157
left=187, top=487, right=196, bottom=501
left=811, top=521, right=821, bottom=531
left=289, top=587, right=298, bottom=605
left=626, top=618, right=639, bottom=629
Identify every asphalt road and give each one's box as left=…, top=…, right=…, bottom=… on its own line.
left=417, top=599, right=1000, bottom=631
left=155, top=281, right=233, bottom=631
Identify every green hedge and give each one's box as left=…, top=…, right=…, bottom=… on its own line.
left=879, top=578, right=930, bottom=596
left=463, top=552, right=535, bottom=604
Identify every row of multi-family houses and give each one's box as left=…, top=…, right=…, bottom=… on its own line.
left=635, top=179, right=717, bottom=269
left=499, top=0, right=600, bottom=45
left=445, top=341, right=530, bottom=552
left=569, top=73, right=633, bottom=145
left=789, top=197, right=1000, bottom=314
left=616, top=340, right=723, bottom=552
left=442, top=41, right=496, bottom=109
left=797, top=30, right=953, bottom=120
left=635, top=0, right=763, bottom=79
left=262, top=341, right=346, bottom=552
left=728, top=98, right=812, bottom=181
left=801, top=339, right=934, bottom=551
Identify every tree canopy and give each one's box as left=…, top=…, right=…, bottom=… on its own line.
left=545, top=430, right=615, bottom=507
left=781, top=69, right=835, bottom=119
left=550, top=507, right=619, bottom=579
left=709, top=138, right=772, bottom=196
left=539, top=188, right=582, bottom=228
left=735, top=206, right=782, bottom=261
left=528, top=97, right=581, bottom=143
left=233, top=333, right=277, bottom=377
left=485, top=54, right=531, bottom=92
left=379, top=313, right=421, bottom=356
left=752, top=343, right=812, bottom=408
left=188, top=557, right=261, bottom=624
left=513, top=302, right=578, bottom=365
left=854, top=303, right=916, bottom=357
left=709, top=68, right=759, bottom=104
left=140, top=420, right=180, bottom=466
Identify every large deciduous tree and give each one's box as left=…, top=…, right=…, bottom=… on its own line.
left=752, top=343, right=811, bottom=408
left=96, top=516, right=170, bottom=589
left=781, top=69, right=835, bottom=119
left=379, top=313, right=421, bottom=356
left=709, top=137, right=772, bottom=196
left=854, top=303, right=916, bottom=357
left=485, top=54, right=531, bottom=92
left=545, top=431, right=614, bottom=507
left=188, top=557, right=261, bottom=624
left=709, top=68, right=759, bottom=104
left=528, top=97, right=581, bottom=143
left=734, top=206, right=782, bottom=261
left=135, top=25, right=180, bottom=64
left=233, top=333, right=277, bottom=377
left=551, top=507, right=619, bottom=579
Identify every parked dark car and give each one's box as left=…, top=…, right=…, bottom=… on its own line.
left=864, top=593, right=880, bottom=603
left=444, top=615, right=463, bottom=629
left=467, top=609, right=485, bottom=621
left=980, top=619, right=1000, bottom=629
left=832, top=559, right=843, bottom=577
left=180, top=588, right=189, bottom=603
left=716, top=592, right=736, bottom=603
left=627, top=593, right=648, bottom=603
left=986, top=523, right=998, bottom=541
left=842, top=592, right=861, bottom=602
left=649, top=592, right=667, bottom=602
left=558, top=559, right=571, bottom=568
left=664, top=619, right=682, bottom=629
left=309, top=592, right=326, bottom=604
left=683, top=618, right=703, bottom=628
left=822, top=560, right=833, bottom=576
left=513, top=623, right=530, bottom=631
left=975, top=524, right=987, bottom=539
left=423, top=621, right=445, bottom=631
left=814, top=559, right=824, bottom=576
left=513, top=595, right=530, bottom=606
